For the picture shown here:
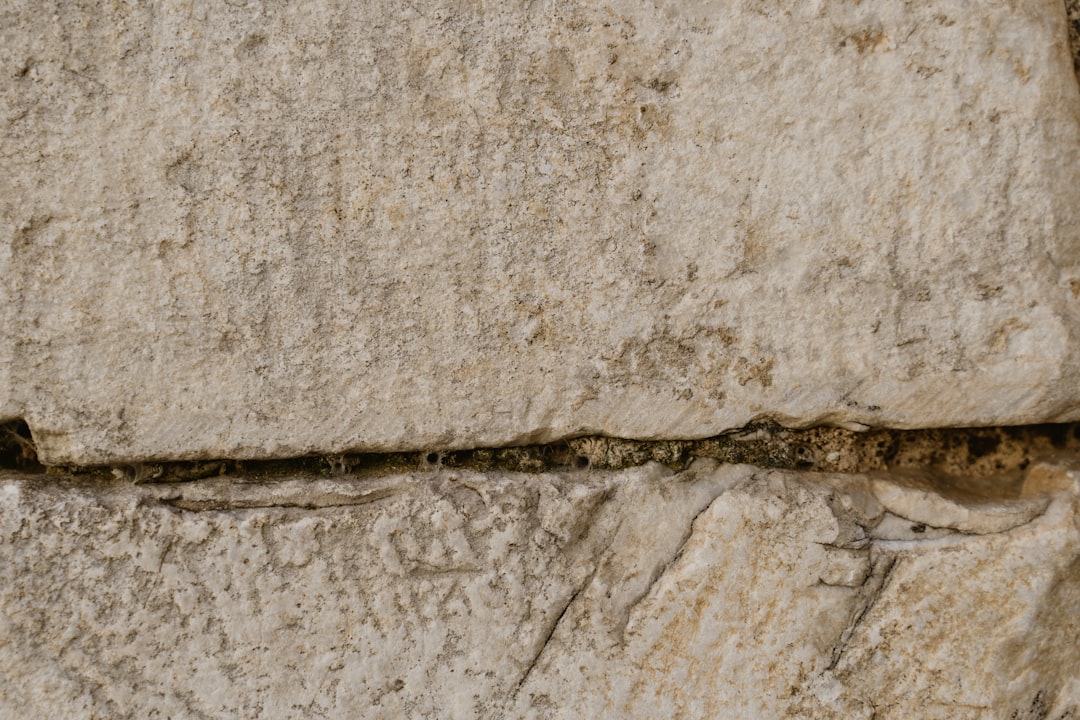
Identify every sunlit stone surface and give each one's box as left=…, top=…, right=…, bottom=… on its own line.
left=3, top=1, right=1080, bottom=463
left=2, top=461, right=1078, bottom=718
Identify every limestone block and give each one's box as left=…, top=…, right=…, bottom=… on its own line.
left=4, top=1, right=1080, bottom=463
left=2, top=461, right=1078, bottom=718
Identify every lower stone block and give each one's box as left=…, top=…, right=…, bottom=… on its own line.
left=1, top=460, right=1077, bottom=718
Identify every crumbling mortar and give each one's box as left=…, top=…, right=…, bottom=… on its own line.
left=4, top=419, right=1079, bottom=489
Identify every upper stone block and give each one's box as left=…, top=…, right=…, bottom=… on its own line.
left=3, top=0, right=1080, bottom=464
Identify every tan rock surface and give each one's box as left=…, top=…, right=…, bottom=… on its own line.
left=4, top=1, right=1080, bottom=463
left=2, top=461, right=1078, bottom=718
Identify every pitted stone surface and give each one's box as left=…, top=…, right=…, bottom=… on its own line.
left=4, top=1, right=1080, bottom=463
left=1, top=462, right=1078, bottom=718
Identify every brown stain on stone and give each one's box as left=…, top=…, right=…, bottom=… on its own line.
left=734, top=356, right=775, bottom=388
left=842, top=29, right=888, bottom=53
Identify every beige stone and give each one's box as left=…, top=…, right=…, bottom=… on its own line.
left=2, top=460, right=1078, bottom=718
left=3, top=1, right=1080, bottom=463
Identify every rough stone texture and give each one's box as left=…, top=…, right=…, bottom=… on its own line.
left=2, top=460, right=1079, bottom=718
left=4, top=1, right=1080, bottom=464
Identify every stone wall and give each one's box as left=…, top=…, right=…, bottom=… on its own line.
left=3, top=0, right=1080, bottom=717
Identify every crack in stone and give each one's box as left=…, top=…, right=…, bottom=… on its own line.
left=503, top=516, right=625, bottom=714
left=877, top=508, right=1042, bottom=539
left=617, top=497, right=720, bottom=644
left=159, top=488, right=397, bottom=512
left=507, top=570, right=593, bottom=709
left=825, top=554, right=899, bottom=673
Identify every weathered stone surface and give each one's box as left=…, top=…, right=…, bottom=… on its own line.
left=2, top=461, right=1078, bottom=718
left=3, top=1, right=1080, bottom=463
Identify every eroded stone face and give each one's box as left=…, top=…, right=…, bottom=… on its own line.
left=1, top=461, right=1078, bottom=718
left=3, top=1, right=1080, bottom=463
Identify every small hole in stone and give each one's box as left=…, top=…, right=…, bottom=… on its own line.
left=575, top=455, right=590, bottom=469
left=911, top=523, right=926, bottom=534
left=1046, top=424, right=1069, bottom=448
left=426, top=452, right=440, bottom=465
left=0, top=419, right=42, bottom=472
